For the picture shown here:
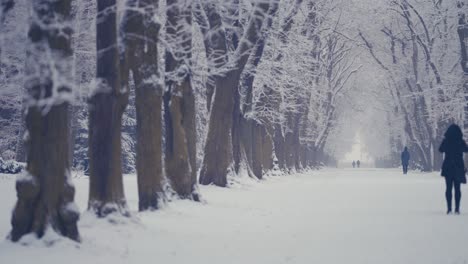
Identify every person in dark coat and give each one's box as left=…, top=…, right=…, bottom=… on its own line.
left=356, top=160, right=361, bottom=168
left=439, top=124, right=468, bottom=214
left=352, top=161, right=356, bottom=168
left=401, top=147, right=410, bottom=174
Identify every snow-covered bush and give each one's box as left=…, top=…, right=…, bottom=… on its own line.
left=0, top=158, right=24, bottom=174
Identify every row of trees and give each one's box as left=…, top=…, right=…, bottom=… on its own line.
left=357, top=0, right=466, bottom=170
left=1, top=0, right=441, bottom=243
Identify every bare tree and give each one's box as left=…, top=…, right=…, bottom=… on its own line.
left=10, top=0, right=79, bottom=242
left=121, top=0, right=164, bottom=211
left=198, top=0, right=272, bottom=186
left=164, top=0, right=199, bottom=200
left=88, top=0, right=129, bottom=216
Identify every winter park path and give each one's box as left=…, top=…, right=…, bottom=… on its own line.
left=1, top=168, right=468, bottom=264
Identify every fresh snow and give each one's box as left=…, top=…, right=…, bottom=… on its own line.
left=0, top=168, right=468, bottom=264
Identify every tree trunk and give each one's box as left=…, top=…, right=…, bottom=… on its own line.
left=15, top=109, right=27, bottom=162
left=198, top=1, right=271, bottom=186
left=10, top=0, right=79, bottom=242
left=136, top=83, right=163, bottom=210
left=199, top=71, right=239, bottom=186
left=121, top=0, right=164, bottom=211
left=11, top=105, right=79, bottom=242
left=88, top=0, right=128, bottom=217
left=273, top=124, right=286, bottom=170
left=164, top=0, right=198, bottom=200
left=232, top=92, right=243, bottom=174
left=251, top=121, right=264, bottom=178
left=261, top=127, right=274, bottom=172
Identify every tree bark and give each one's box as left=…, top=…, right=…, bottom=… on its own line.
left=199, top=1, right=271, bottom=186
left=164, top=0, right=198, bottom=200
left=88, top=0, right=129, bottom=217
left=273, top=124, right=286, bottom=170
left=199, top=70, right=239, bottom=186
left=121, top=0, right=164, bottom=211
left=261, top=127, right=274, bottom=172
left=251, top=121, right=264, bottom=178
left=10, top=0, right=79, bottom=242
left=15, top=110, right=27, bottom=162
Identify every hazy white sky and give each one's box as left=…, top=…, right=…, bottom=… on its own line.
left=342, top=133, right=373, bottom=166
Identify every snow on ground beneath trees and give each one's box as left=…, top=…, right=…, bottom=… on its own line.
left=0, top=168, right=468, bottom=264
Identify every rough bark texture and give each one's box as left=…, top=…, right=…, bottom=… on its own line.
left=199, top=71, right=239, bottom=186
left=261, top=127, right=274, bottom=172
left=233, top=2, right=280, bottom=179
left=10, top=0, right=79, bottom=242
left=199, top=1, right=270, bottom=186
left=273, top=124, right=286, bottom=170
left=121, top=0, right=164, bottom=211
left=164, top=80, right=198, bottom=198
left=164, top=0, right=198, bottom=199
left=251, top=122, right=264, bottom=178
left=11, top=105, right=79, bottom=242
left=136, top=88, right=163, bottom=210
left=88, top=0, right=129, bottom=217
left=15, top=110, right=27, bottom=162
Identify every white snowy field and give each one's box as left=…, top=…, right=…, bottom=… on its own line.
left=0, top=168, right=467, bottom=264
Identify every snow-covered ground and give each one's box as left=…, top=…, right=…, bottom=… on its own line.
left=0, top=168, right=467, bottom=264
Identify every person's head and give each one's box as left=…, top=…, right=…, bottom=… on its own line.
left=444, top=124, right=463, bottom=141
left=403, top=146, right=408, bottom=151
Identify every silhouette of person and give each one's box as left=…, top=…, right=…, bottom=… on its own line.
left=352, top=160, right=356, bottom=168
left=356, top=160, right=361, bottom=168
left=439, top=124, right=468, bottom=214
left=401, top=147, right=410, bottom=174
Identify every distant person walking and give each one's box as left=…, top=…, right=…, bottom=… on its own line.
left=356, top=160, right=361, bottom=168
left=352, top=161, right=356, bottom=168
left=439, top=124, right=468, bottom=214
left=401, top=147, right=410, bottom=174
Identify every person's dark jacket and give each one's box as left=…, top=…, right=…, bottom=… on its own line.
left=401, top=149, right=410, bottom=165
left=439, top=125, right=468, bottom=183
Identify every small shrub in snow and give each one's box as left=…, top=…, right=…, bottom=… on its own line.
left=0, top=158, right=25, bottom=174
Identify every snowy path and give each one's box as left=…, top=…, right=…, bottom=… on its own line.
left=1, top=168, right=468, bottom=264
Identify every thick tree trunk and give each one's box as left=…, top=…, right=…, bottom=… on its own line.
left=261, top=127, right=274, bottom=172
left=251, top=121, right=264, bottom=178
left=232, top=93, right=243, bottom=174
left=10, top=0, right=79, bottom=242
left=135, top=84, right=163, bottom=210
left=88, top=0, right=128, bottom=217
left=11, top=105, right=79, bottom=242
left=15, top=109, right=27, bottom=162
left=121, top=0, right=164, bottom=211
left=300, top=145, right=307, bottom=169
left=284, top=132, right=296, bottom=171
left=164, top=0, right=198, bottom=199
left=273, top=124, right=286, bottom=170
left=164, top=79, right=198, bottom=199
left=199, top=1, right=271, bottom=186
left=199, top=71, right=239, bottom=186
